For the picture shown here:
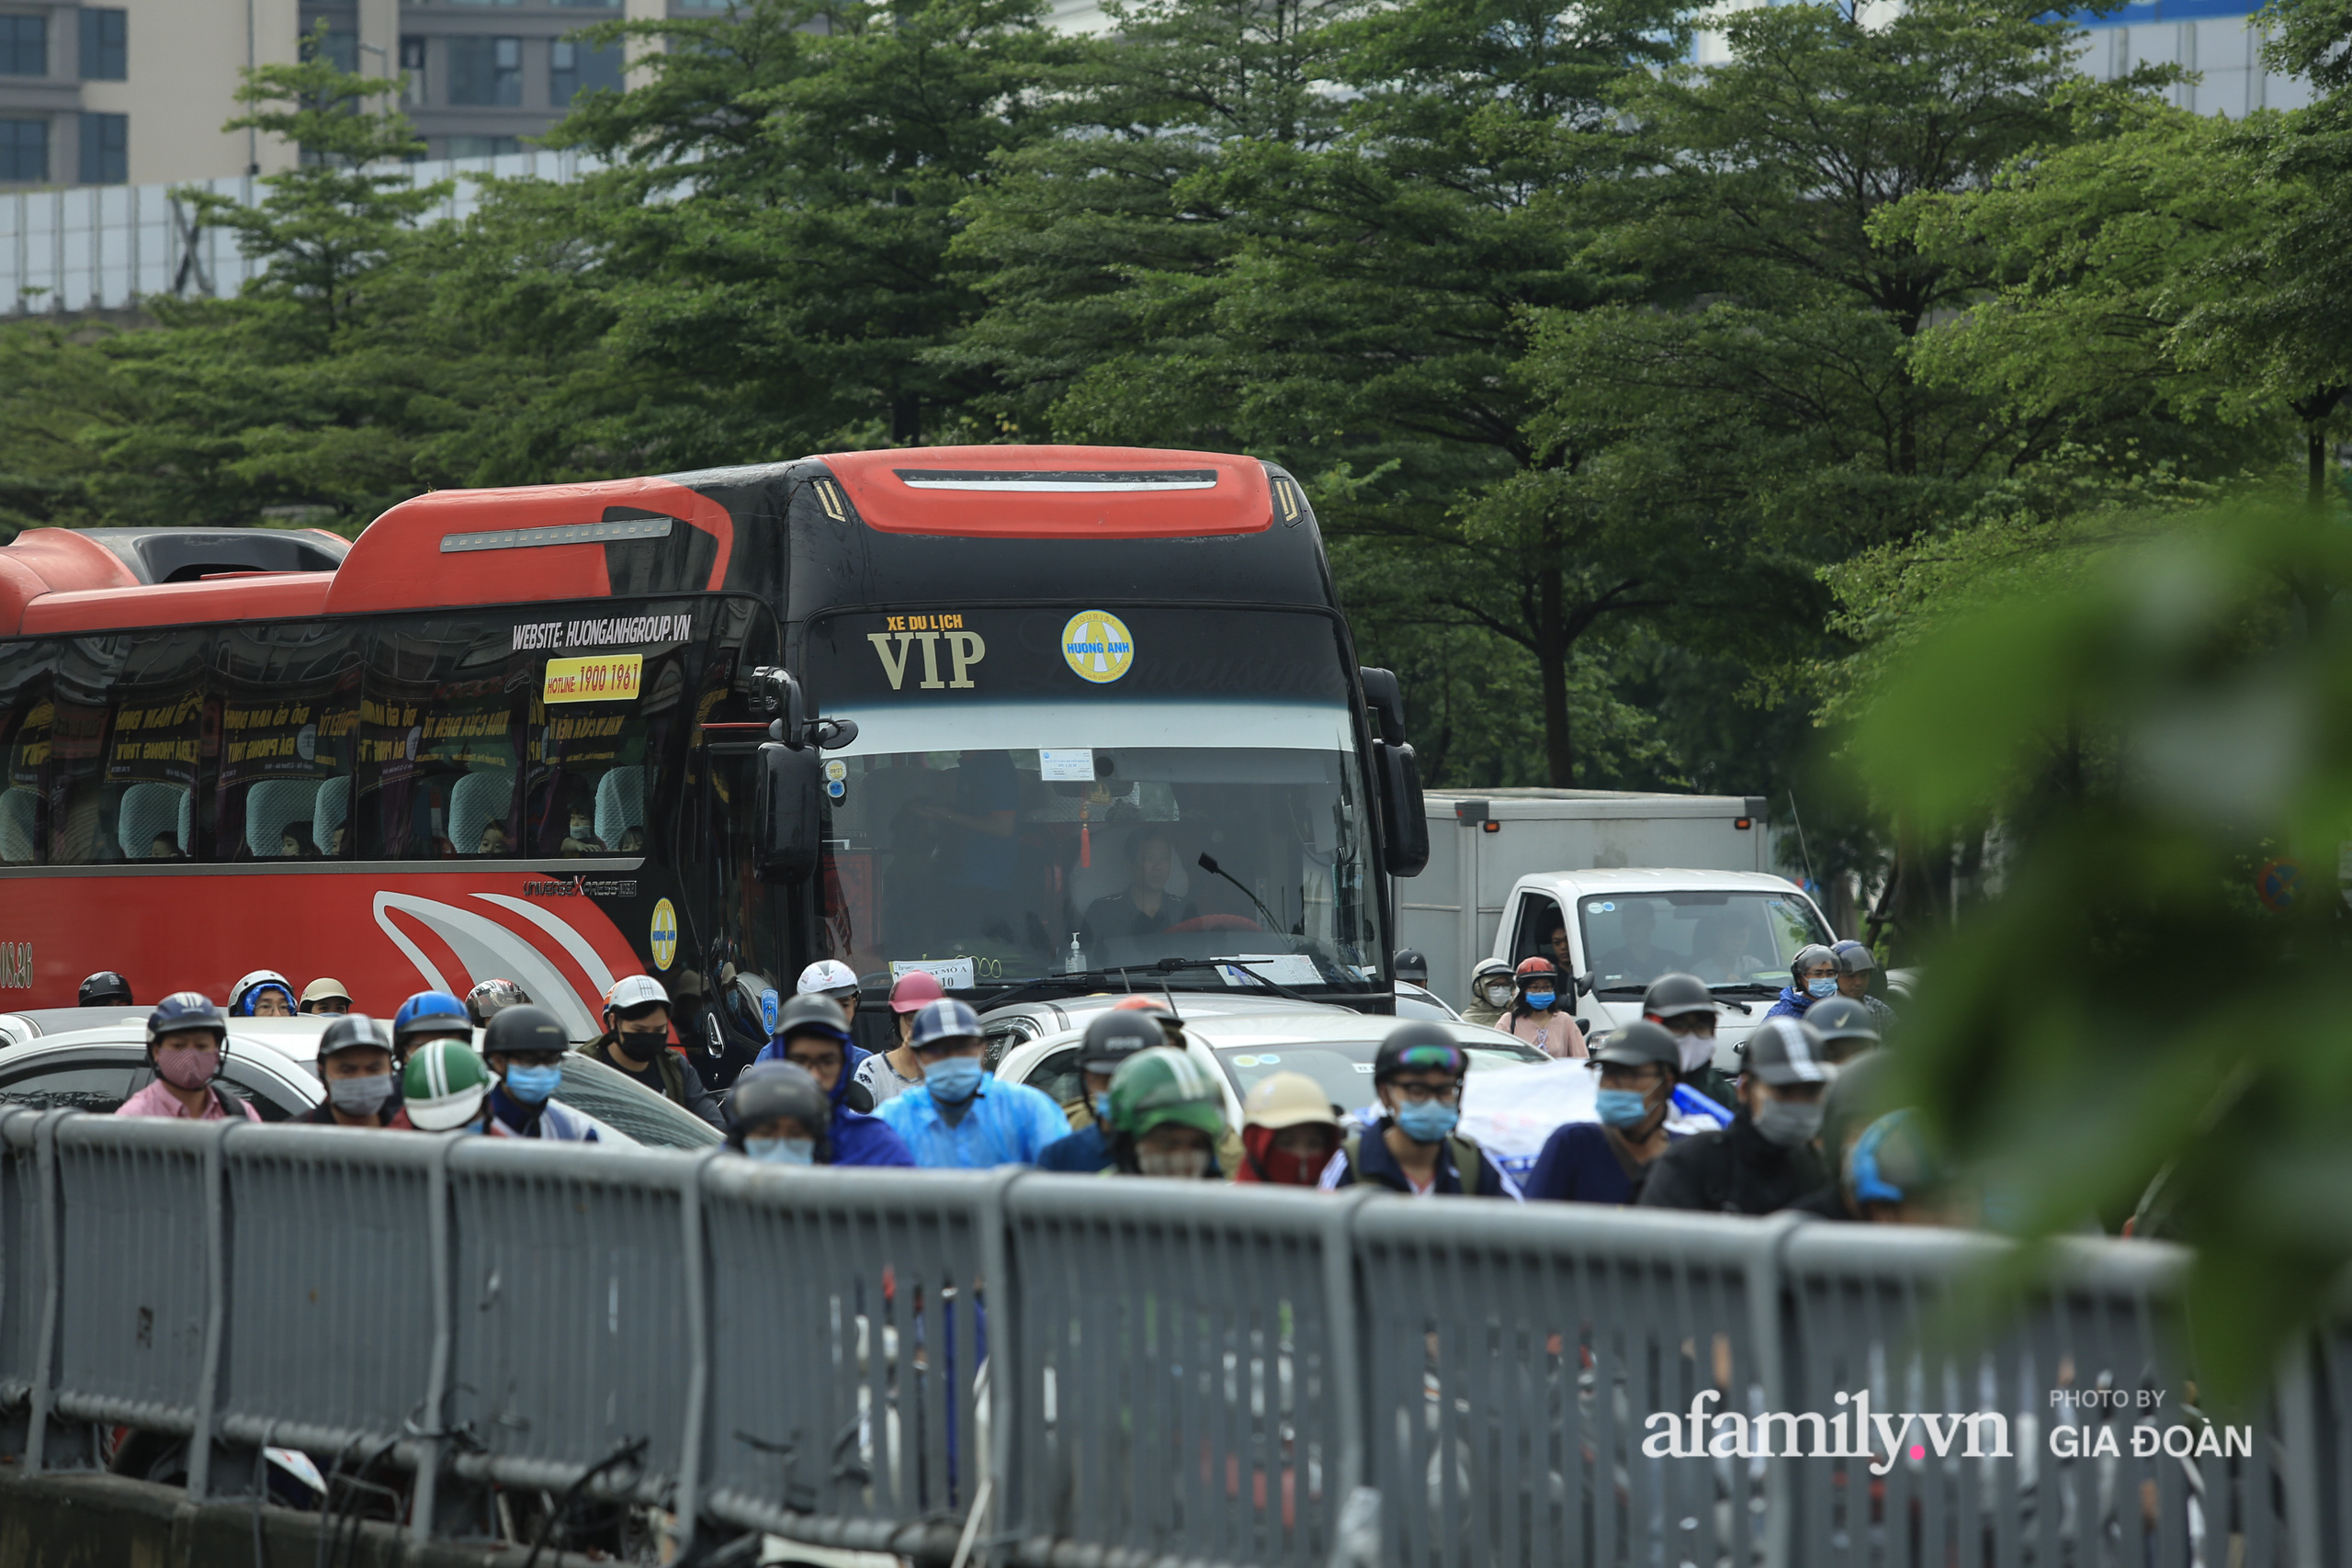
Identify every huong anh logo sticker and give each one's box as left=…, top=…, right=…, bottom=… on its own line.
left=1061, top=611, right=1133, bottom=684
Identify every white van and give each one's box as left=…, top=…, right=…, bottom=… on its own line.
left=1486, top=868, right=1837, bottom=1070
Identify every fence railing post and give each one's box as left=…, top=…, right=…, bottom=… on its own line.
left=1325, top=1185, right=1374, bottom=1568
left=1746, top=1212, right=1805, bottom=1568
left=24, top=1108, right=66, bottom=1472
left=974, top=1165, right=1023, bottom=1566
left=183, top=1118, right=237, bottom=1500
left=671, top=1145, right=726, bottom=1558
left=407, top=1130, right=458, bottom=1544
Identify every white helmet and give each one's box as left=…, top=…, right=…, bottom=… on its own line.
left=229, top=969, right=295, bottom=1016
left=604, top=975, right=670, bottom=1019
left=797, top=959, right=858, bottom=998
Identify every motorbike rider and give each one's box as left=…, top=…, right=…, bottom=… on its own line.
left=230, top=969, right=297, bottom=1018
left=876, top=998, right=1070, bottom=1168
left=1637, top=1015, right=1829, bottom=1214
left=1764, top=944, right=1839, bottom=1021
left=391, top=991, right=473, bottom=1070
left=1037, top=1008, right=1165, bottom=1173
left=1459, top=958, right=1515, bottom=1029
left=298, top=977, right=352, bottom=1016
left=852, top=970, right=943, bottom=1110
left=483, top=1005, right=599, bottom=1140
left=1233, top=1071, right=1345, bottom=1186
left=751, top=994, right=914, bottom=1166
left=465, top=977, right=531, bottom=1029
left=1639, top=973, right=1737, bottom=1112
left=300, top=1014, right=401, bottom=1127
left=796, top=959, right=863, bottom=1027
left=1321, top=1022, right=1519, bottom=1197
left=1831, top=940, right=1898, bottom=1024
left=1524, top=1020, right=1684, bottom=1204
left=392, top=1036, right=503, bottom=1134
left=1800, top=995, right=1882, bottom=1065
left=726, top=1062, right=839, bottom=1165
left=1503, top=956, right=1584, bottom=1058
left=78, top=970, right=132, bottom=1008
left=1102, top=1047, right=1227, bottom=1179
left=115, top=993, right=260, bottom=1121
left=578, top=975, right=724, bottom=1128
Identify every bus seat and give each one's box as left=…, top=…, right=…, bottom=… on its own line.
left=243, top=778, right=321, bottom=858
left=594, top=767, right=644, bottom=849
left=119, top=782, right=189, bottom=860
left=313, top=776, right=349, bottom=851
left=449, top=771, right=514, bottom=857
left=0, top=787, right=35, bottom=863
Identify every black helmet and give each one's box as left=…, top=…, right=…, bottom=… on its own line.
left=1802, top=996, right=1880, bottom=1061
left=1641, top=972, right=1713, bottom=1022
left=1745, top=1016, right=1832, bottom=1087
left=466, top=977, right=532, bottom=1028
left=1373, top=1021, right=1469, bottom=1083
left=79, top=971, right=132, bottom=1008
left=481, top=1004, right=570, bottom=1060
left=729, top=1062, right=831, bottom=1157
left=1831, top=940, right=1879, bottom=977
left=1589, top=1019, right=1681, bottom=1072
left=772, top=993, right=852, bottom=1046
left=1791, top=943, right=1838, bottom=989
left=1079, top=1007, right=1166, bottom=1074
left=1393, top=949, right=1429, bottom=985
left=318, top=1013, right=391, bottom=1059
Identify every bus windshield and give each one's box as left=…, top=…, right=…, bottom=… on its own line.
left=816, top=698, right=1381, bottom=995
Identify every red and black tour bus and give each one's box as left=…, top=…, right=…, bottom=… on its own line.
left=0, top=446, right=1429, bottom=1060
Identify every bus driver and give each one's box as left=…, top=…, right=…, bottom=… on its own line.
left=1080, top=827, right=1199, bottom=957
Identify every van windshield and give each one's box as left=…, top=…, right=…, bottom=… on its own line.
left=1577, top=891, right=1832, bottom=994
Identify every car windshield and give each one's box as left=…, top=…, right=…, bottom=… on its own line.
left=1578, top=890, right=1832, bottom=994
left=1212, top=1040, right=1542, bottom=1115
left=556, top=1054, right=722, bottom=1147
left=813, top=698, right=1381, bottom=998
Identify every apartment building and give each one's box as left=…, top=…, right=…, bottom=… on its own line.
left=0, top=0, right=720, bottom=188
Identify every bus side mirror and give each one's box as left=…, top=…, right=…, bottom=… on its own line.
left=756, top=741, right=822, bottom=880
left=1360, top=667, right=1407, bottom=746
left=1374, top=739, right=1430, bottom=878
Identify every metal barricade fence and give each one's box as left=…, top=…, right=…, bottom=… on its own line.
left=0, top=1107, right=2324, bottom=1568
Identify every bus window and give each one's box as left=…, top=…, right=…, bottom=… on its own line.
left=0, top=640, right=54, bottom=863
left=358, top=616, right=523, bottom=860
left=47, top=637, right=127, bottom=863
left=47, top=628, right=211, bottom=864
left=216, top=622, right=361, bottom=861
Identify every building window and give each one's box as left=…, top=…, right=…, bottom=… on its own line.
left=550, top=38, right=622, bottom=106
left=552, top=0, right=620, bottom=7
left=399, top=35, right=427, bottom=104
left=78, top=112, right=124, bottom=184
left=447, top=134, right=520, bottom=158
left=0, top=118, right=47, bottom=181
left=78, top=8, right=125, bottom=81
left=0, top=16, right=46, bottom=77
left=447, top=36, right=521, bottom=106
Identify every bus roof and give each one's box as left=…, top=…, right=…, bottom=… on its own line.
left=0, top=446, right=1320, bottom=638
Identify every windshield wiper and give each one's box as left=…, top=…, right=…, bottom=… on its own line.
left=1153, top=957, right=1318, bottom=1006
left=969, top=968, right=1144, bottom=1011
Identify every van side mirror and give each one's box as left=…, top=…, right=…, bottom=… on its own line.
left=755, top=741, right=822, bottom=880
left=1360, top=667, right=1407, bottom=746
left=1374, top=739, right=1430, bottom=877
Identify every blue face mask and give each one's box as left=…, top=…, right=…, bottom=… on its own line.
left=1594, top=1089, right=1651, bottom=1128
left=1522, top=990, right=1556, bottom=1010
left=503, top=1064, right=563, bottom=1105
left=745, top=1135, right=816, bottom=1166
left=924, top=1055, right=985, bottom=1104
left=1806, top=976, right=1838, bottom=999
left=1394, top=1098, right=1460, bottom=1144
left=1092, top=1092, right=1113, bottom=1124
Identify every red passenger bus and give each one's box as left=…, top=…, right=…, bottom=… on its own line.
left=0, top=446, right=1429, bottom=1064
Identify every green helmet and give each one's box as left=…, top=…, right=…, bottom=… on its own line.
left=1106, top=1047, right=1226, bottom=1142
left=401, top=1036, right=492, bottom=1131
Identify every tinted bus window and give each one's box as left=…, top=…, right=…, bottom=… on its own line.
left=359, top=607, right=698, bottom=860
left=48, top=636, right=127, bottom=863
left=104, top=631, right=209, bottom=862
left=0, top=639, right=54, bottom=863
left=216, top=622, right=361, bottom=861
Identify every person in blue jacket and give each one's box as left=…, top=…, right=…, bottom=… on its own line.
left=878, top=999, right=1070, bottom=1168
left=1764, top=944, right=1840, bottom=1021
left=1037, top=1008, right=1166, bottom=1173
left=1524, top=1021, right=1684, bottom=1204
left=752, top=993, right=915, bottom=1167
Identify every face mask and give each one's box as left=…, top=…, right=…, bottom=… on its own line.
left=1394, top=1099, right=1460, bottom=1144
left=1753, top=1097, right=1825, bottom=1147
left=1521, top=990, right=1555, bottom=1010
left=1136, top=1145, right=1209, bottom=1179
left=1594, top=1089, right=1651, bottom=1128
left=745, top=1136, right=816, bottom=1166
left=503, top=1065, right=563, bottom=1105
left=1675, top=1032, right=1716, bottom=1075
left=1481, top=984, right=1513, bottom=1008
left=924, top=1055, right=984, bottom=1104
left=327, top=1072, right=394, bottom=1116
left=156, top=1045, right=220, bottom=1091
left=1092, top=1093, right=1113, bottom=1124
left=1806, top=976, right=1838, bottom=999
left=616, top=1030, right=667, bottom=1060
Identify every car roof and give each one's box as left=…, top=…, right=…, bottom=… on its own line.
left=0, top=1027, right=322, bottom=1079
left=1524, top=869, right=1805, bottom=895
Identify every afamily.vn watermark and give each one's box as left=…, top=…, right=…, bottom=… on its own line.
left=1642, top=1389, right=2254, bottom=1470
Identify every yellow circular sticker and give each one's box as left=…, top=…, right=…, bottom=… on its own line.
left=1061, top=611, right=1135, bottom=684
left=650, top=898, right=678, bottom=971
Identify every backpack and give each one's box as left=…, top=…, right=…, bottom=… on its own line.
left=1340, top=1130, right=1485, bottom=1197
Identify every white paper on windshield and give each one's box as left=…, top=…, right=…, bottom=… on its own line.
left=1214, top=953, right=1321, bottom=987
left=1038, top=748, right=1095, bottom=781
left=890, top=956, right=976, bottom=989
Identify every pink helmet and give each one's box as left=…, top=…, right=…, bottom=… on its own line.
left=889, top=970, right=945, bottom=1014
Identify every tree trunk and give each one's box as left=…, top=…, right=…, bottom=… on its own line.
left=1538, top=565, right=1573, bottom=787
left=2312, top=420, right=2327, bottom=512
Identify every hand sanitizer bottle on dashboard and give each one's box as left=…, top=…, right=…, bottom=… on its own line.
left=1067, top=932, right=1086, bottom=974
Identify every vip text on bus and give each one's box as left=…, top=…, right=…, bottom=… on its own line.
left=0, top=446, right=1430, bottom=1057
